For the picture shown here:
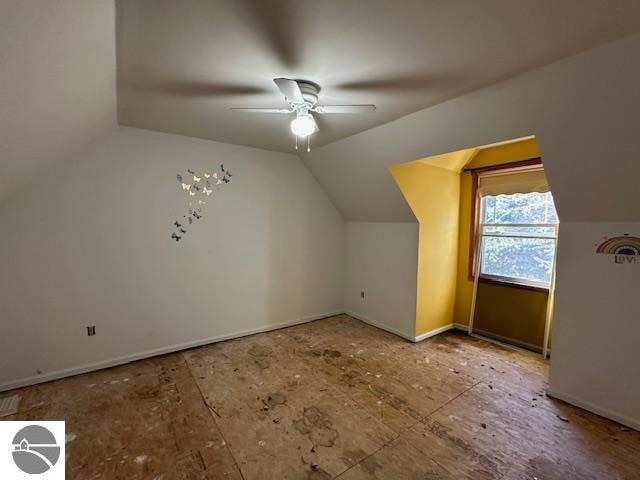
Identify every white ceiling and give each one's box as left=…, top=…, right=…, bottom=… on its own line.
left=304, top=34, right=640, bottom=222
left=0, top=0, right=117, bottom=204
left=116, top=0, right=640, bottom=153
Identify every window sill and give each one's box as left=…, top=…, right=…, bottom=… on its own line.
left=478, top=275, right=550, bottom=293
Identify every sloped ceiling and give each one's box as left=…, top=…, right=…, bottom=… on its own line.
left=0, top=0, right=117, bottom=205
left=116, top=0, right=640, bottom=153
left=303, top=34, right=640, bottom=223
left=2, top=1, right=638, bottom=225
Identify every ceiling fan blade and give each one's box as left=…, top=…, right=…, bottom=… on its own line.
left=274, top=78, right=304, bottom=104
left=314, top=105, right=376, bottom=114
left=234, top=0, right=301, bottom=69
left=124, top=78, right=270, bottom=97
left=230, top=107, right=292, bottom=114
left=335, top=73, right=460, bottom=92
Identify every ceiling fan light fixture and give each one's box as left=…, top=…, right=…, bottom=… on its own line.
left=290, top=114, right=315, bottom=138
left=231, top=78, right=376, bottom=148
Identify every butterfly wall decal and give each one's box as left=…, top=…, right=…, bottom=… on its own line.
left=171, top=164, right=234, bottom=242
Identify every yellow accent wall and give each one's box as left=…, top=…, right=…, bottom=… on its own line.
left=389, top=137, right=553, bottom=346
left=464, top=137, right=539, bottom=169
left=472, top=282, right=548, bottom=350
left=452, top=138, right=542, bottom=329
left=389, top=149, right=477, bottom=336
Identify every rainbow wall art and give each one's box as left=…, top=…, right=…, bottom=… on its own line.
left=596, top=234, right=640, bottom=264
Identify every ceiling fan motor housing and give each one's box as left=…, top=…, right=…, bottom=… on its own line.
left=296, top=80, right=320, bottom=107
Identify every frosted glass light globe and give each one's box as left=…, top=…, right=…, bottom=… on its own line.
left=290, top=114, right=315, bottom=137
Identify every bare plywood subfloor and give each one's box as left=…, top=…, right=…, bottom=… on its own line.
left=6, top=315, right=640, bottom=479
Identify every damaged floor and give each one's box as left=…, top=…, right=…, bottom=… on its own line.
left=5, top=315, right=640, bottom=479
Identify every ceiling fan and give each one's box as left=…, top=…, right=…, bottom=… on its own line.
left=230, top=78, right=375, bottom=150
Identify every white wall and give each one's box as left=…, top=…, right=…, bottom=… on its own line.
left=303, top=35, right=640, bottom=428
left=548, top=222, right=640, bottom=429
left=0, top=0, right=117, bottom=203
left=0, top=127, right=344, bottom=390
left=344, top=222, right=418, bottom=340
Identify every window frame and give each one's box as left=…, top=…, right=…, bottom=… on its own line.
left=467, top=158, right=557, bottom=291
left=477, top=220, right=558, bottom=291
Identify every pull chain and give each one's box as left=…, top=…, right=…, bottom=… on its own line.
left=295, top=135, right=298, bottom=150
left=307, top=136, right=310, bottom=152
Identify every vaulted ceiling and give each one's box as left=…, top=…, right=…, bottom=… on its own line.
left=2, top=0, right=639, bottom=212
left=116, top=0, right=640, bottom=153
left=0, top=0, right=117, bottom=204
left=303, top=34, right=640, bottom=222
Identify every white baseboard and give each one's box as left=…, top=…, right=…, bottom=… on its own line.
left=414, top=323, right=456, bottom=342
left=471, top=328, right=543, bottom=354
left=546, top=388, right=639, bottom=431
left=453, top=323, right=469, bottom=331
left=344, top=311, right=415, bottom=342
left=345, top=311, right=461, bottom=343
left=0, top=310, right=343, bottom=393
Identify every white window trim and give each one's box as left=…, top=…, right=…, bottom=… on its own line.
left=479, top=196, right=559, bottom=289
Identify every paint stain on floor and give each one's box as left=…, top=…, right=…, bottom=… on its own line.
left=5, top=315, right=640, bottom=479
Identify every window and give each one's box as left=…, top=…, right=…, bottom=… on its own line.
left=479, top=192, right=558, bottom=288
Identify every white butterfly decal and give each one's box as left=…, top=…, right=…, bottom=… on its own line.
left=203, top=186, right=212, bottom=196
left=193, top=175, right=201, bottom=182
left=181, top=183, right=192, bottom=191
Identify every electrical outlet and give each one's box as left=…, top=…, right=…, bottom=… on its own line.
left=87, top=326, right=96, bottom=336
left=360, top=290, right=365, bottom=299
